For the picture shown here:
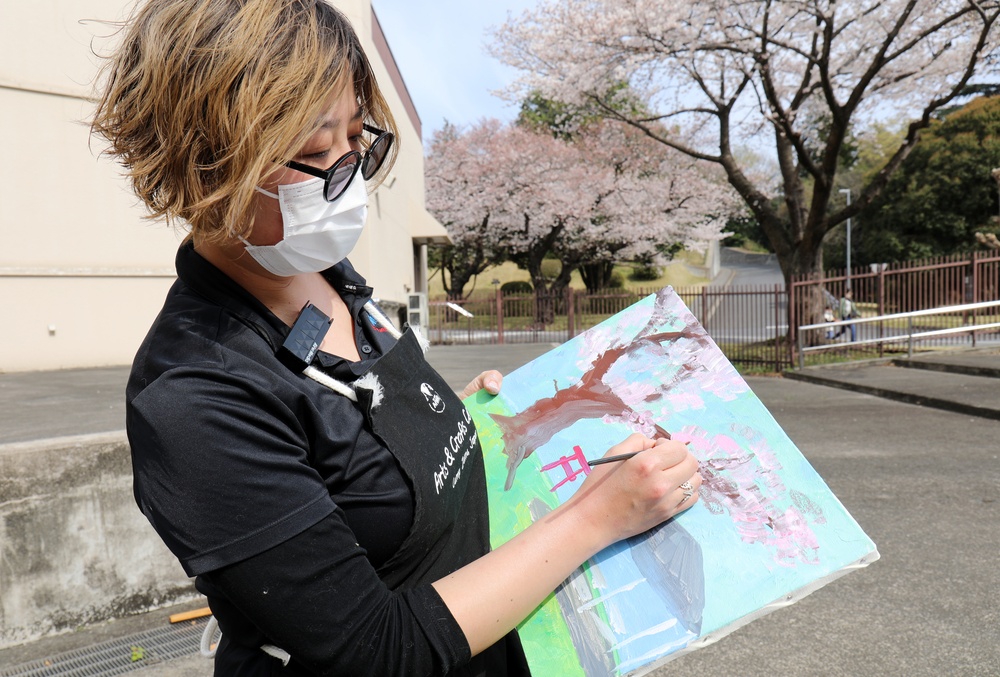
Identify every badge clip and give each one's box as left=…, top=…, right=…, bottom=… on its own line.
left=277, top=303, right=332, bottom=372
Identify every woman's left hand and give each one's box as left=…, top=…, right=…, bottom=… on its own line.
left=459, top=370, right=503, bottom=399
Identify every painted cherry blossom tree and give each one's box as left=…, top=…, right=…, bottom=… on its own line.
left=489, top=286, right=823, bottom=567
left=492, top=0, right=1000, bottom=301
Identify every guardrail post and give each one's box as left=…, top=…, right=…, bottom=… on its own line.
left=495, top=287, right=504, bottom=345
left=788, top=279, right=798, bottom=367
left=774, top=284, right=782, bottom=372
left=566, top=286, right=575, bottom=340
left=797, top=328, right=804, bottom=370
left=971, top=252, right=979, bottom=349
left=877, top=265, right=886, bottom=358
left=701, top=286, right=708, bottom=333
left=907, top=316, right=913, bottom=358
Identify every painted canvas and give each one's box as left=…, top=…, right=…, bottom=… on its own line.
left=464, top=287, right=879, bottom=677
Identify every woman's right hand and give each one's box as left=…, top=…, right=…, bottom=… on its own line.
left=433, top=433, right=702, bottom=657
left=572, top=433, right=702, bottom=546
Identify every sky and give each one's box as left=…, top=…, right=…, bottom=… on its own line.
left=371, top=0, right=540, bottom=146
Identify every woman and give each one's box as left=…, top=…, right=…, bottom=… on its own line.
left=91, top=1, right=703, bottom=675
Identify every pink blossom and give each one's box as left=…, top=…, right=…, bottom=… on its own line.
left=425, top=118, right=736, bottom=296
left=677, top=424, right=823, bottom=566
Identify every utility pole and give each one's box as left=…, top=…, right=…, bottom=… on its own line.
left=991, top=168, right=1000, bottom=217
left=839, top=188, right=852, bottom=291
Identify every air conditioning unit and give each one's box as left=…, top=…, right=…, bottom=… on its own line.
left=407, top=293, right=428, bottom=332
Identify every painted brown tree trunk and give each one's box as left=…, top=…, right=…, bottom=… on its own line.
left=491, top=311, right=711, bottom=489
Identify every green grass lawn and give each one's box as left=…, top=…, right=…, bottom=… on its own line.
left=427, top=251, right=712, bottom=299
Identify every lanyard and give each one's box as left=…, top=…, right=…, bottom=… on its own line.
left=302, top=301, right=414, bottom=402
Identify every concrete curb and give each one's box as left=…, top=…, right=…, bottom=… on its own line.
left=0, top=430, right=127, bottom=456
left=893, top=356, right=1000, bottom=379
left=0, top=431, right=196, bottom=649
left=784, top=369, right=1000, bottom=421
left=784, top=357, right=1000, bottom=421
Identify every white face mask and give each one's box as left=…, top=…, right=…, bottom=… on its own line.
left=242, top=169, right=368, bottom=277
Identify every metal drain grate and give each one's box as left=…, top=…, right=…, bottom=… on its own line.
left=0, top=618, right=215, bottom=677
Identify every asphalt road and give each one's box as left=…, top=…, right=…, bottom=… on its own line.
left=648, top=376, right=1000, bottom=677
left=434, top=347, right=1000, bottom=676
left=135, top=362, right=1000, bottom=677
left=2, top=346, right=997, bottom=676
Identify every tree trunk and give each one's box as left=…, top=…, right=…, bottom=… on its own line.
left=511, top=219, right=570, bottom=326
left=440, top=242, right=490, bottom=300
left=773, top=235, right=833, bottom=347
left=444, top=269, right=475, bottom=301
left=579, top=261, right=616, bottom=292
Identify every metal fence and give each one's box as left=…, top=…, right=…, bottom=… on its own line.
left=789, top=251, right=1000, bottom=362
left=797, top=300, right=1000, bottom=368
left=427, top=251, right=1000, bottom=372
left=428, top=284, right=792, bottom=371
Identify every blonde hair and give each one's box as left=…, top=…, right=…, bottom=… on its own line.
left=91, top=0, right=398, bottom=243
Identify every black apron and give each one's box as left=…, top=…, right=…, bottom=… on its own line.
left=355, top=328, right=489, bottom=589
left=212, top=326, right=530, bottom=676
left=352, top=328, right=531, bottom=677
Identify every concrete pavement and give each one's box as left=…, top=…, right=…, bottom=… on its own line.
left=1, top=344, right=998, bottom=676
left=0, top=366, right=130, bottom=445
left=786, top=348, right=1000, bottom=420
left=658, top=370, right=1000, bottom=677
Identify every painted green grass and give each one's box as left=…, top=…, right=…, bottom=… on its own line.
left=465, top=389, right=588, bottom=677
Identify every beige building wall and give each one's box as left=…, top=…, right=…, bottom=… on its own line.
left=0, top=0, right=446, bottom=373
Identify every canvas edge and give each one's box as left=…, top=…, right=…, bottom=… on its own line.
left=622, top=548, right=882, bottom=677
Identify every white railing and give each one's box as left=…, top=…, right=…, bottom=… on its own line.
left=796, top=300, right=1000, bottom=369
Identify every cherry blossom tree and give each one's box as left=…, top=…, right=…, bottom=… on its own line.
left=426, top=117, right=734, bottom=309
left=425, top=121, right=508, bottom=299
left=484, top=122, right=593, bottom=303
left=562, top=120, right=733, bottom=292
left=492, top=0, right=1000, bottom=306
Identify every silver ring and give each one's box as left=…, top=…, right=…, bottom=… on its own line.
left=678, top=480, right=695, bottom=506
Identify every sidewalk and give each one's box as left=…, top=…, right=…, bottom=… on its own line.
left=785, top=346, right=1000, bottom=420
left=0, top=343, right=557, bottom=677
left=0, top=345, right=556, bottom=447
left=1, top=344, right=998, bottom=676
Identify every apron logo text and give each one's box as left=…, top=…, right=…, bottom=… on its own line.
left=434, top=409, right=476, bottom=494
left=421, top=383, right=446, bottom=414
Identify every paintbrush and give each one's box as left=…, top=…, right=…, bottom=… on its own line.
left=587, top=451, right=641, bottom=466
left=587, top=440, right=690, bottom=466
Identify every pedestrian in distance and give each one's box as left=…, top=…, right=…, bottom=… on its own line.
left=833, top=289, right=860, bottom=342
left=823, top=304, right=836, bottom=339
left=90, top=1, right=704, bottom=675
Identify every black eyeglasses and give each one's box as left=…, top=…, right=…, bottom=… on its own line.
left=284, top=124, right=394, bottom=202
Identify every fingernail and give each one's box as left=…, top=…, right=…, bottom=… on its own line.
left=486, top=380, right=499, bottom=392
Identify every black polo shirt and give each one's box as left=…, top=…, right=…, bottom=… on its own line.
left=126, top=241, right=411, bottom=577
left=125, top=243, right=531, bottom=677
